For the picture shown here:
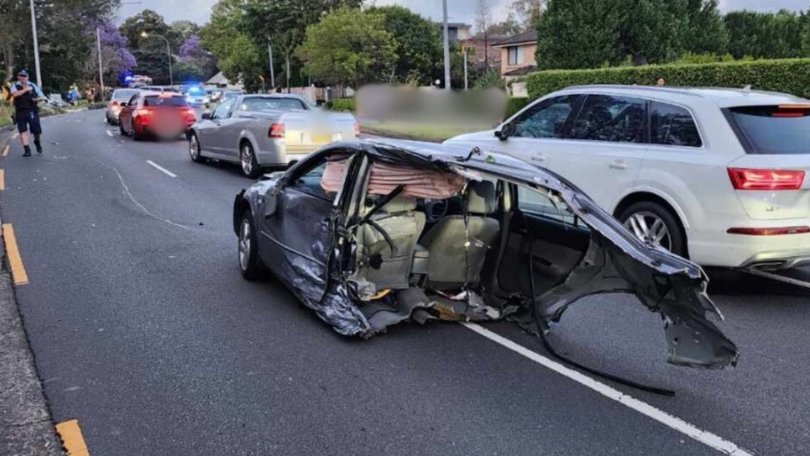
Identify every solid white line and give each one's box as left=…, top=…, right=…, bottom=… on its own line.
left=146, top=160, right=177, bottom=178
left=460, top=322, right=752, bottom=456
left=12, top=132, right=19, bottom=140
left=106, top=130, right=113, bottom=137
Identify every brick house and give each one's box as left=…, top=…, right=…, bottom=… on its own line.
left=492, top=30, right=538, bottom=82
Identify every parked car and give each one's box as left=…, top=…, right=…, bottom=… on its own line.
left=188, top=94, right=358, bottom=177
left=105, top=88, right=139, bottom=125
left=118, top=91, right=197, bottom=140
left=445, top=85, right=810, bottom=274
left=233, top=139, right=738, bottom=368
left=141, top=85, right=180, bottom=93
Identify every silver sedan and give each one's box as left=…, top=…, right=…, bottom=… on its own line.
left=187, top=94, right=358, bottom=178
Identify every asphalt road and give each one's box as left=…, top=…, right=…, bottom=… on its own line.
left=2, top=110, right=809, bottom=455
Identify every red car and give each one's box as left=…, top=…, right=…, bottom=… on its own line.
left=118, top=91, right=197, bottom=141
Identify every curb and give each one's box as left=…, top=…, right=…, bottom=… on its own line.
left=0, top=129, right=65, bottom=456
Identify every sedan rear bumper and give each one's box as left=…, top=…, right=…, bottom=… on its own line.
left=256, top=141, right=325, bottom=167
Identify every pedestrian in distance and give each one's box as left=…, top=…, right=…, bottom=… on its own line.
left=9, top=69, right=46, bottom=157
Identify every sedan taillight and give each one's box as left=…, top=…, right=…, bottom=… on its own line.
left=269, top=122, right=285, bottom=139
left=727, top=168, right=805, bottom=191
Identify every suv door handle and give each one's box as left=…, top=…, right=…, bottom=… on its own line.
left=531, top=155, right=546, bottom=162
left=610, top=160, right=628, bottom=170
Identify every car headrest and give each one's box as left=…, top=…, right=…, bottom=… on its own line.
left=465, top=180, right=497, bottom=215
left=381, top=195, right=417, bottom=214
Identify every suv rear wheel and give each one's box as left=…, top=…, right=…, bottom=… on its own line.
left=619, top=201, right=686, bottom=257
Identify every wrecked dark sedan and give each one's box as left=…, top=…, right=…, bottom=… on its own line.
left=233, top=140, right=739, bottom=369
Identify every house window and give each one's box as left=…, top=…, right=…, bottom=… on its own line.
left=507, top=46, right=520, bottom=65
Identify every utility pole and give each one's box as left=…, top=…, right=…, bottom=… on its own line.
left=268, top=43, right=275, bottom=89
left=463, top=47, right=468, bottom=90
left=96, top=27, right=105, bottom=97
left=442, top=0, right=451, bottom=91
left=29, top=0, right=42, bottom=88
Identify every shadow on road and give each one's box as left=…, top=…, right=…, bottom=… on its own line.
left=706, top=267, right=810, bottom=297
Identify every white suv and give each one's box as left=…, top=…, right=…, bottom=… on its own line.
left=445, top=85, right=810, bottom=270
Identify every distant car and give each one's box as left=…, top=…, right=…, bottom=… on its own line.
left=445, top=85, right=810, bottom=274
left=187, top=94, right=357, bottom=177
left=118, top=91, right=197, bottom=141
left=183, top=85, right=209, bottom=107
left=141, top=85, right=180, bottom=93
left=105, top=88, right=139, bottom=125
left=232, top=139, right=738, bottom=369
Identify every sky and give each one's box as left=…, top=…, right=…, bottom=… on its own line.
left=116, top=0, right=808, bottom=28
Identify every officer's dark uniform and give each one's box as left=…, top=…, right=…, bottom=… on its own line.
left=12, top=78, right=43, bottom=156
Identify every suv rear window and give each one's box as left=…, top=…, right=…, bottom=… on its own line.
left=726, top=106, right=810, bottom=154
left=143, top=95, right=188, bottom=107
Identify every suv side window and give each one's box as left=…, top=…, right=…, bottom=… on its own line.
left=650, top=102, right=702, bottom=147
left=570, top=95, right=647, bottom=143
left=511, top=95, right=580, bottom=139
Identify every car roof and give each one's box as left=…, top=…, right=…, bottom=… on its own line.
left=556, top=84, right=807, bottom=108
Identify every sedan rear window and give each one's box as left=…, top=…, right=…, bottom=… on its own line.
left=727, top=106, right=810, bottom=154
left=240, top=97, right=307, bottom=112
left=143, top=95, right=188, bottom=107
left=112, top=90, right=138, bottom=101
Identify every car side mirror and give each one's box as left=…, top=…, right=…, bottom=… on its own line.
left=201, top=112, right=212, bottom=120
left=495, top=122, right=515, bottom=142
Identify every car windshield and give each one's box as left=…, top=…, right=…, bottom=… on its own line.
left=728, top=105, right=810, bottom=154
left=143, top=95, right=188, bottom=107
left=240, top=97, right=307, bottom=112
left=112, top=90, right=138, bottom=101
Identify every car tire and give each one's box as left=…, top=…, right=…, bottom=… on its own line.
left=240, top=142, right=261, bottom=179
left=619, top=201, right=687, bottom=258
left=119, top=122, right=126, bottom=136
left=132, top=126, right=144, bottom=141
left=237, top=211, right=262, bottom=280
left=188, top=132, right=204, bottom=163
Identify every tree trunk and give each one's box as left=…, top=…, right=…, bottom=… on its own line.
left=3, top=43, right=15, bottom=80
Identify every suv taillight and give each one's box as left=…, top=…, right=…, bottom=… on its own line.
left=269, top=122, right=285, bottom=138
left=727, top=168, right=805, bottom=191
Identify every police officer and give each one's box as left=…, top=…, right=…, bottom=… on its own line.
left=9, top=69, right=46, bottom=157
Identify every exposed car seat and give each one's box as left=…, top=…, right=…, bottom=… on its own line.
left=356, top=195, right=426, bottom=291
left=419, top=180, right=500, bottom=289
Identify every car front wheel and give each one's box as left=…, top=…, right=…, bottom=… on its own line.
left=619, top=201, right=686, bottom=258
left=188, top=133, right=204, bottom=163
left=240, top=142, right=261, bottom=178
left=238, top=212, right=262, bottom=280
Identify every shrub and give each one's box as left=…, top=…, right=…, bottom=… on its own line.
left=329, top=98, right=355, bottom=112
left=505, top=97, right=529, bottom=119
left=526, top=58, right=810, bottom=100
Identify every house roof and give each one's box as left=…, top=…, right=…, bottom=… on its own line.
left=492, top=30, right=538, bottom=47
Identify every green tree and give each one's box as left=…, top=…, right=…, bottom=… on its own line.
left=121, top=10, right=174, bottom=84
left=367, top=5, right=442, bottom=85
left=682, top=0, right=727, bottom=55
left=296, top=7, right=397, bottom=87
left=725, top=10, right=804, bottom=59
left=536, top=0, right=624, bottom=69
left=619, top=0, right=687, bottom=65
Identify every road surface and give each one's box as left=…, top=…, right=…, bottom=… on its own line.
left=2, top=110, right=809, bottom=455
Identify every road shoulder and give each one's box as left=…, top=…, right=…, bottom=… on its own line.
left=0, top=130, right=64, bottom=456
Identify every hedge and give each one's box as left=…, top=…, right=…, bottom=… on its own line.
left=329, top=98, right=355, bottom=112
left=505, top=97, right=529, bottom=119
left=526, top=58, right=810, bottom=100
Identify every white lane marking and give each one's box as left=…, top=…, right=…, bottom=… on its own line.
left=12, top=132, right=19, bottom=140
left=106, top=130, right=113, bottom=137
left=146, top=160, right=177, bottom=178
left=461, top=323, right=752, bottom=456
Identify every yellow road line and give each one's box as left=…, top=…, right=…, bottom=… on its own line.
left=1, top=145, right=8, bottom=157
left=2, top=224, right=28, bottom=285
left=0, top=169, right=4, bottom=190
left=56, top=419, right=90, bottom=456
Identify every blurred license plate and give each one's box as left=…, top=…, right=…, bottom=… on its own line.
left=313, top=132, right=332, bottom=143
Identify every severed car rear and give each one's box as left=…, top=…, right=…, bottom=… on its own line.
left=234, top=140, right=739, bottom=370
